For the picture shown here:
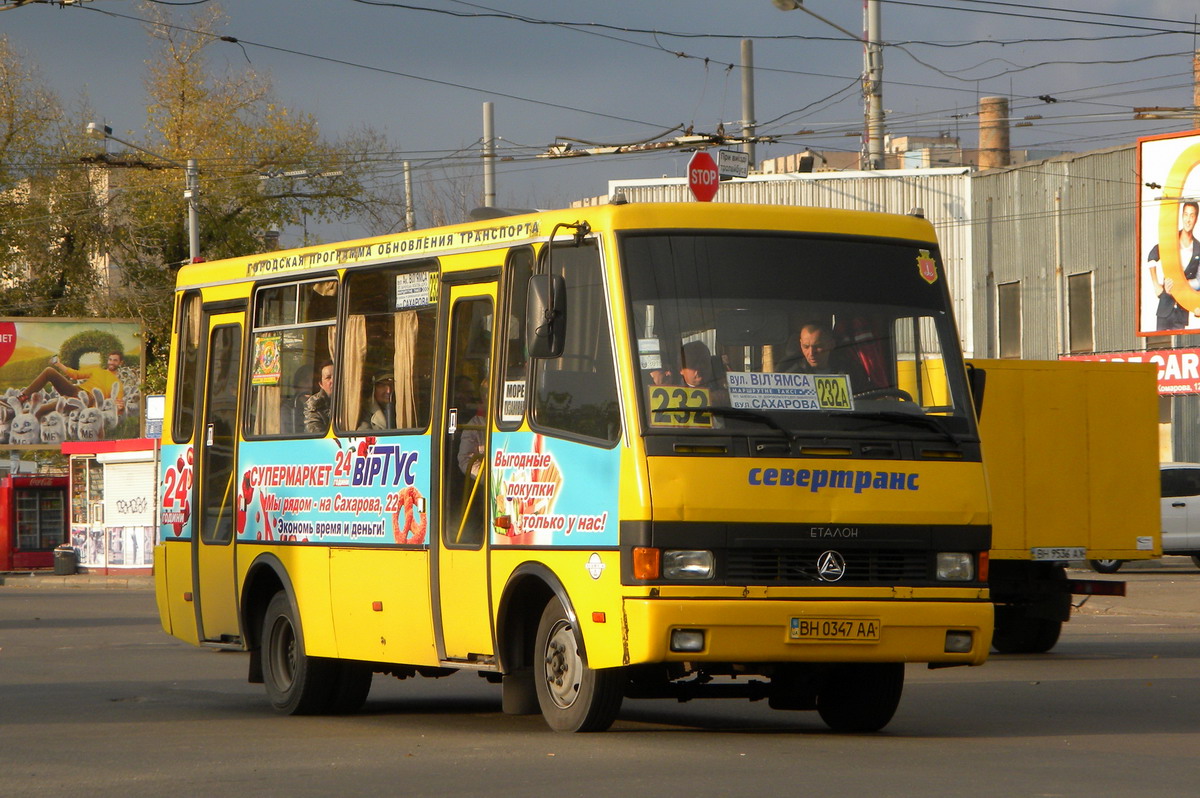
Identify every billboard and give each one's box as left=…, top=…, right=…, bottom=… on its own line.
left=1062, top=348, right=1200, bottom=396
left=0, top=318, right=144, bottom=448
left=1137, top=130, right=1200, bottom=336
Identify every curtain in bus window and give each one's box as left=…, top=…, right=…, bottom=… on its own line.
left=245, top=330, right=284, bottom=436
left=841, top=316, right=889, bottom=388
left=253, top=384, right=281, bottom=435
left=393, top=310, right=418, bottom=428
left=341, top=315, right=367, bottom=429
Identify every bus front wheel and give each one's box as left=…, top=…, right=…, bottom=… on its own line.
left=534, top=598, right=624, bottom=732
left=816, top=663, right=904, bottom=733
left=262, top=591, right=337, bottom=715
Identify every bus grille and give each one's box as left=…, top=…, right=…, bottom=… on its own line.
left=724, top=548, right=930, bottom=585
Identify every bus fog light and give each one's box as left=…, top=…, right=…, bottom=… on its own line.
left=936, top=552, right=974, bottom=581
left=663, top=550, right=714, bottom=580
left=945, top=630, right=973, bottom=653
left=670, top=629, right=706, bottom=652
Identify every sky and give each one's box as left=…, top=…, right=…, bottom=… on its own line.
left=3, top=0, right=1199, bottom=244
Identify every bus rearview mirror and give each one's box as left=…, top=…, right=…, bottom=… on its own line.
left=526, top=274, right=566, bottom=358
left=966, top=363, right=986, bottom=419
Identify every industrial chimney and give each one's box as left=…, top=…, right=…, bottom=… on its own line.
left=978, top=96, right=1011, bottom=169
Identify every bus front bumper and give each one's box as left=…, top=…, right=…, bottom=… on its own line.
left=620, top=597, right=993, bottom=667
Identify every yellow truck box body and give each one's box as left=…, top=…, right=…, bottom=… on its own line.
left=970, top=359, right=1160, bottom=562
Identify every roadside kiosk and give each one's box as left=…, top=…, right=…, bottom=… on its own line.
left=0, top=474, right=68, bottom=571
left=62, top=439, right=159, bottom=575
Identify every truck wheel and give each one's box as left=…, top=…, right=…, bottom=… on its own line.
left=816, top=663, right=904, bottom=733
left=1088, top=559, right=1123, bottom=574
left=262, top=591, right=336, bottom=715
left=534, top=598, right=624, bottom=732
left=991, top=606, right=1062, bottom=654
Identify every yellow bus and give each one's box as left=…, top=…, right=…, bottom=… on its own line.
left=154, top=201, right=993, bottom=733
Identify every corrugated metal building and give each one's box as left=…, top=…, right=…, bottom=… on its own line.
left=968, top=145, right=1187, bottom=459
left=967, top=145, right=1138, bottom=359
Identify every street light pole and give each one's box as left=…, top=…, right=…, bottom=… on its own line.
left=184, top=158, right=199, bottom=263
left=85, top=122, right=200, bottom=264
left=773, top=0, right=884, bottom=170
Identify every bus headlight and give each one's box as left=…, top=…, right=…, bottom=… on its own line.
left=936, top=552, right=974, bottom=581
left=663, top=550, right=715, bottom=580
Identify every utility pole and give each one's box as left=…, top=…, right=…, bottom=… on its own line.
left=1194, top=48, right=1199, bottom=130
left=86, top=122, right=200, bottom=264
left=864, top=0, right=884, bottom=170
left=403, top=161, right=415, bottom=230
left=774, top=1, right=884, bottom=170
left=185, top=158, right=199, bottom=263
left=741, top=39, right=756, bottom=167
left=482, top=102, right=496, bottom=208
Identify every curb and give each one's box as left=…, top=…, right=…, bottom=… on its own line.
left=0, top=573, right=154, bottom=590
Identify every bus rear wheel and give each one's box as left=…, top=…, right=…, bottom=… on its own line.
left=534, top=598, right=624, bottom=732
left=816, top=663, right=904, bottom=733
left=262, top=591, right=337, bottom=715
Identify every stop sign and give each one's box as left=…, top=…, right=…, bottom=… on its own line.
left=687, top=151, right=719, bottom=202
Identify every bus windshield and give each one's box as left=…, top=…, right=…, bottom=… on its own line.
left=621, top=231, right=976, bottom=440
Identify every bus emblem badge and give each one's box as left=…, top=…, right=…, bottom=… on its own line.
left=917, top=249, right=937, bottom=284
left=816, top=551, right=847, bottom=582
left=586, top=553, right=605, bottom=580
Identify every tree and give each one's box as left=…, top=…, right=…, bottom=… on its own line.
left=0, top=35, right=106, bottom=319
left=0, top=4, right=408, bottom=391
left=95, top=3, right=406, bottom=389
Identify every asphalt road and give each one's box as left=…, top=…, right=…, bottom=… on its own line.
left=2, top=559, right=1198, bottom=797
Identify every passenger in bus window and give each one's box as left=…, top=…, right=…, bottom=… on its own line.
left=679, top=341, right=727, bottom=404
left=457, top=380, right=487, bottom=478
left=778, top=322, right=833, bottom=373
left=778, top=322, right=868, bottom=388
left=645, top=366, right=676, bottom=386
left=303, top=361, right=334, bottom=432
left=645, top=351, right=678, bottom=386
left=359, top=372, right=395, bottom=429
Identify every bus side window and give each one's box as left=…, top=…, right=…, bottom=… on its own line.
left=339, top=263, right=438, bottom=434
left=171, top=291, right=203, bottom=444
left=498, top=247, right=534, bottom=429
left=530, top=243, right=620, bottom=444
left=245, top=279, right=337, bottom=438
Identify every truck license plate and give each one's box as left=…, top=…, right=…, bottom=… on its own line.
left=789, top=617, right=880, bottom=642
left=1030, top=547, right=1086, bottom=561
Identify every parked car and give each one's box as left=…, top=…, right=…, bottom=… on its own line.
left=1089, top=462, right=1200, bottom=573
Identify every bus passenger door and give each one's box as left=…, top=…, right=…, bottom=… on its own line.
left=434, top=283, right=496, bottom=662
left=193, top=314, right=243, bottom=643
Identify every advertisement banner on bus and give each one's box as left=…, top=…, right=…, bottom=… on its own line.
left=0, top=318, right=144, bottom=448
left=161, top=431, right=621, bottom=549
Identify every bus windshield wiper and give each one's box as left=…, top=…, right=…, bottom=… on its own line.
left=661, top=405, right=797, bottom=443
left=851, top=410, right=959, bottom=446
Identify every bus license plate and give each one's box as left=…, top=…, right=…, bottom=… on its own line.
left=789, top=617, right=880, bottom=642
